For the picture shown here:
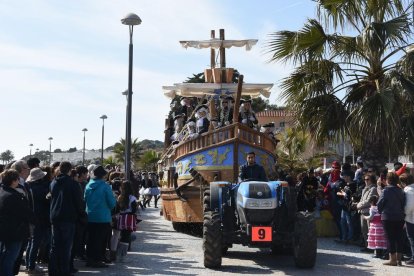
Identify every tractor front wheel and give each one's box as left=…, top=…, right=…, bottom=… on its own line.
left=203, top=211, right=222, bottom=268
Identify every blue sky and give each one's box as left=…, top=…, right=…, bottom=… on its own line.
left=0, top=0, right=315, bottom=160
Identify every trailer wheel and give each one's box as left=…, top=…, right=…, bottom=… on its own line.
left=203, top=211, right=222, bottom=268
left=293, top=211, right=317, bottom=268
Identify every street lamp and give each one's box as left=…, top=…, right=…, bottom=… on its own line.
left=48, top=137, right=53, bottom=165
left=29, top=143, right=33, bottom=157
left=100, top=115, right=108, bottom=165
left=82, top=128, right=88, bottom=165
left=121, top=12, right=141, bottom=181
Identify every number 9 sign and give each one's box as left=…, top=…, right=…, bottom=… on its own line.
left=251, top=226, right=272, bottom=242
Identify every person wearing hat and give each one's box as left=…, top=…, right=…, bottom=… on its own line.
left=179, top=96, right=195, bottom=121
left=149, top=172, right=161, bottom=208
left=185, top=118, right=199, bottom=140
left=218, top=95, right=234, bottom=127
left=238, top=99, right=258, bottom=129
left=260, top=122, right=277, bottom=142
left=195, top=104, right=210, bottom=135
left=25, top=168, right=50, bottom=274
left=49, top=162, right=86, bottom=275
left=210, top=117, right=219, bottom=129
left=305, top=168, right=319, bottom=211
left=170, top=113, right=185, bottom=142
left=141, top=171, right=153, bottom=208
left=87, top=164, right=97, bottom=181
left=84, top=166, right=116, bottom=268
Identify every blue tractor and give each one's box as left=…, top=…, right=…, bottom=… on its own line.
left=202, top=180, right=317, bottom=269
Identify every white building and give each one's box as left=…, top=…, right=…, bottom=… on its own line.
left=51, top=150, right=115, bottom=164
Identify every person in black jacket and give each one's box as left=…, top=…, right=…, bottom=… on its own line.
left=239, top=152, right=267, bottom=182
left=378, top=172, right=406, bottom=266
left=25, top=168, right=49, bottom=273
left=0, top=169, right=32, bottom=276
left=48, top=162, right=86, bottom=276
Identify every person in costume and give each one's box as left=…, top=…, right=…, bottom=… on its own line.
left=170, top=114, right=185, bottom=142
left=218, top=96, right=234, bottom=127
left=185, top=119, right=199, bottom=140
left=260, top=122, right=278, bottom=142
left=195, top=104, right=210, bottom=135
left=238, top=99, right=258, bottom=129
left=365, top=195, right=388, bottom=258
left=179, top=97, right=195, bottom=122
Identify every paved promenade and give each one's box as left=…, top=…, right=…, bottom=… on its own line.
left=20, top=206, right=414, bottom=275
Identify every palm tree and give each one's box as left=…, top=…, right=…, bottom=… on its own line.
left=113, top=138, right=141, bottom=165
left=276, top=128, right=334, bottom=176
left=0, top=150, right=14, bottom=164
left=267, top=0, right=414, bottom=168
left=103, top=156, right=119, bottom=167
left=139, top=150, right=160, bottom=171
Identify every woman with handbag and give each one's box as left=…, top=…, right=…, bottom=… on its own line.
left=116, top=180, right=138, bottom=262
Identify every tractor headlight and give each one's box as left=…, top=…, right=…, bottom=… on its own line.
left=260, top=200, right=273, bottom=208
left=247, top=200, right=260, bottom=208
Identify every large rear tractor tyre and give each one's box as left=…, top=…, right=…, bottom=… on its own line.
left=293, top=211, right=317, bottom=268
left=203, top=211, right=222, bottom=268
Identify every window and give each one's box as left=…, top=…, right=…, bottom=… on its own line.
left=279, top=122, right=285, bottom=127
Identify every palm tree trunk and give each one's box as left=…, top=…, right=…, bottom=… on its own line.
left=361, top=138, right=388, bottom=170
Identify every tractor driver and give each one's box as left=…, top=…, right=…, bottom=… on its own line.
left=239, top=152, right=268, bottom=182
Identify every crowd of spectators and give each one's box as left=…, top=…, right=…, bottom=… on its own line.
left=293, top=160, right=414, bottom=267
left=0, top=158, right=159, bottom=276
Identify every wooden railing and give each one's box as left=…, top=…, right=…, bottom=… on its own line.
left=174, top=123, right=277, bottom=159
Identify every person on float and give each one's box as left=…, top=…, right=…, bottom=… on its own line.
left=260, top=122, right=278, bottom=142
left=185, top=118, right=199, bottom=140
left=195, top=104, right=210, bottom=135
left=238, top=99, right=258, bottom=129
left=179, top=96, right=195, bottom=122
left=170, top=114, right=185, bottom=142
left=218, top=95, right=234, bottom=127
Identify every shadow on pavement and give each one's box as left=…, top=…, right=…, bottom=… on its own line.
left=222, top=247, right=376, bottom=275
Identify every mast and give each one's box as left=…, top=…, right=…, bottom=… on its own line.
left=219, top=29, right=226, bottom=82
left=210, top=30, right=215, bottom=69
left=233, top=75, right=244, bottom=182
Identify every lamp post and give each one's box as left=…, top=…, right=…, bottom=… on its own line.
left=82, top=128, right=88, bottom=165
left=100, top=115, right=107, bottom=165
left=121, top=13, right=141, bottom=180
left=48, top=137, right=53, bottom=165
left=29, top=144, right=33, bottom=157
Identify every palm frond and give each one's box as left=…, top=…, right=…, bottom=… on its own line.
left=266, top=19, right=332, bottom=63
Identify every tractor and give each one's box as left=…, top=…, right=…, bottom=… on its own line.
left=202, top=180, right=317, bottom=268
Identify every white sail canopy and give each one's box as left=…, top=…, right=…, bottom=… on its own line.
left=179, top=39, right=258, bottom=51
left=163, top=83, right=273, bottom=99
